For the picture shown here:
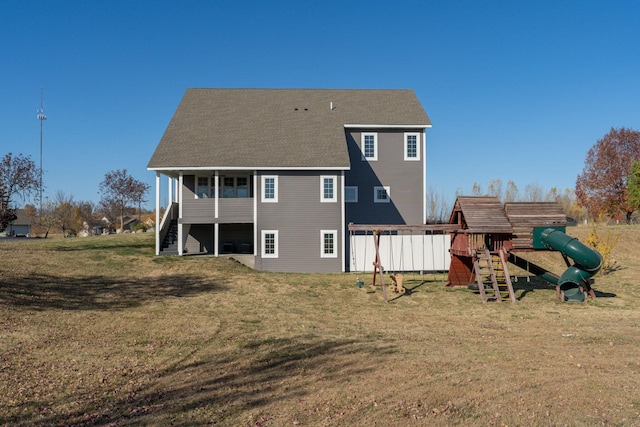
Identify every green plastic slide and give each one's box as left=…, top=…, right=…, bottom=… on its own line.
left=540, top=228, right=603, bottom=302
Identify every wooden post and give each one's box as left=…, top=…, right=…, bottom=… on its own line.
left=371, top=229, right=388, bottom=302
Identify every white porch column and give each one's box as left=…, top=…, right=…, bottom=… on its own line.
left=253, top=171, right=258, bottom=256
left=178, top=172, right=184, bottom=256
left=214, top=223, right=219, bottom=256
left=422, top=129, right=427, bottom=224
left=214, top=171, right=219, bottom=219
left=155, top=172, right=160, bottom=255
left=341, top=170, right=346, bottom=272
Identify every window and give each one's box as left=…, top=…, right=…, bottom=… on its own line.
left=374, top=186, right=390, bottom=203
left=261, top=176, right=278, bottom=202
left=222, top=177, right=235, bottom=198
left=196, top=176, right=212, bottom=198
left=321, top=176, right=337, bottom=202
left=361, top=132, right=378, bottom=161
left=262, top=230, right=279, bottom=258
left=345, top=186, right=358, bottom=203
left=220, top=176, right=251, bottom=198
left=404, top=132, right=420, bottom=161
left=321, top=230, right=338, bottom=258
left=236, top=177, right=249, bottom=198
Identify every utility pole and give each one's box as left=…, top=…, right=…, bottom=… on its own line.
left=37, top=88, right=46, bottom=213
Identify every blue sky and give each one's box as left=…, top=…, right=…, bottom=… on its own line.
left=2, top=1, right=639, bottom=210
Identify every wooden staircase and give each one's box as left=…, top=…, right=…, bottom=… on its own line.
left=474, top=249, right=516, bottom=303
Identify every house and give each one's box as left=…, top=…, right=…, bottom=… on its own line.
left=3, top=209, right=32, bottom=237
left=147, top=88, right=431, bottom=273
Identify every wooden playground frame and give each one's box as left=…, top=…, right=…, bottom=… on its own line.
left=349, top=197, right=599, bottom=303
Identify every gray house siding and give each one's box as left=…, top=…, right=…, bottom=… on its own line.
left=217, top=199, right=253, bottom=223
left=185, top=224, right=214, bottom=254
left=345, top=129, right=424, bottom=225
left=255, top=171, right=343, bottom=273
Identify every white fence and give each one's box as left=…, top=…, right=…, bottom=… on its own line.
left=349, top=232, right=451, bottom=273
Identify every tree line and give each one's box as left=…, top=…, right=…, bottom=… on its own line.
left=3, top=126, right=640, bottom=235
left=429, top=128, right=640, bottom=224
left=0, top=152, right=150, bottom=237
left=426, top=181, right=585, bottom=224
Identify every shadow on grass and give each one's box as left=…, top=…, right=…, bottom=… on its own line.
left=511, top=275, right=555, bottom=300
left=51, top=241, right=154, bottom=252
left=3, top=335, right=396, bottom=426
left=0, top=272, right=228, bottom=311
left=511, top=276, right=617, bottom=300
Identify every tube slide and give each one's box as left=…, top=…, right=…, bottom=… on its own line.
left=540, top=228, right=603, bottom=301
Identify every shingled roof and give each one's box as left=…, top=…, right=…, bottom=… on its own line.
left=449, top=196, right=513, bottom=233
left=147, top=88, right=431, bottom=170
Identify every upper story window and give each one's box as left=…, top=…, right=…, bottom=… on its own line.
left=345, top=186, right=358, bottom=203
left=374, top=186, right=391, bottom=203
left=321, top=176, right=337, bottom=202
left=221, top=176, right=251, bottom=198
left=361, top=132, right=378, bottom=161
left=196, top=176, right=212, bottom=198
left=261, top=175, right=278, bottom=203
left=404, top=132, right=420, bottom=161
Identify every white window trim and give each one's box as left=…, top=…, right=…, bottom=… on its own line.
left=374, top=186, right=391, bottom=203
left=404, top=132, right=420, bottom=161
left=320, top=175, right=337, bottom=203
left=320, top=230, right=338, bottom=258
left=345, top=186, right=358, bottom=203
left=361, top=132, right=378, bottom=161
left=261, top=230, right=279, bottom=258
left=261, top=175, right=278, bottom=203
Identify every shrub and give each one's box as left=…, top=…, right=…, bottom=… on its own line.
left=586, top=226, right=619, bottom=274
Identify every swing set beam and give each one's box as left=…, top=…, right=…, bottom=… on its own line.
left=348, top=223, right=459, bottom=233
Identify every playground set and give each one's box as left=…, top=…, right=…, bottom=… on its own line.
left=349, top=196, right=602, bottom=303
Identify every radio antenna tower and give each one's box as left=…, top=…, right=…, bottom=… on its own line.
left=37, top=88, right=47, bottom=213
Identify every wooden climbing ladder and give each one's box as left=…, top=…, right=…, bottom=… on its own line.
left=474, top=249, right=517, bottom=303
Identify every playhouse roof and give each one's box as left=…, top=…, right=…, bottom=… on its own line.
left=504, top=202, right=567, bottom=228
left=449, top=196, right=513, bottom=233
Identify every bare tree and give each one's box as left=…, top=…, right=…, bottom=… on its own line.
left=52, top=191, right=76, bottom=237
left=0, top=153, right=40, bottom=231
left=523, top=183, right=544, bottom=202
left=425, top=186, right=451, bottom=223
left=99, top=169, right=150, bottom=232
left=504, top=180, right=518, bottom=203
left=487, top=179, right=503, bottom=201
left=576, top=127, right=640, bottom=222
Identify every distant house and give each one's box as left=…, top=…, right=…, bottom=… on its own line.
left=139, top=213, right=156, bottom=229
left=4, top=209, right=31, bottom=237
left=147, top=88, right=432, bottom=273
left=121, top=216, right=141, bottom=232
